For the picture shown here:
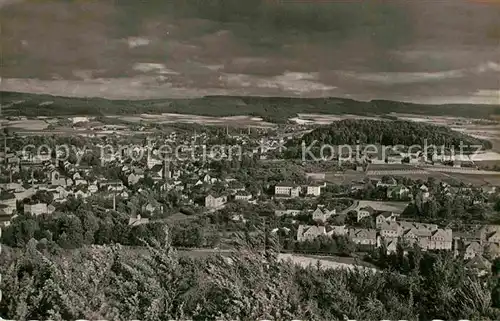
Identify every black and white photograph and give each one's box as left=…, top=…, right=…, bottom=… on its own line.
left=0, top=0, right=500, bottom=320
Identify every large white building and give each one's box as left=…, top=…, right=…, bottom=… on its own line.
left=306, top=185, right=322, bottom=197
left=275, top=183, right=301, bottom=198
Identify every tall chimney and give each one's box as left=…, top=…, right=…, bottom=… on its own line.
left=3, top=135, right=7, bottom=166
left=163, top=159, right=170, bottom=180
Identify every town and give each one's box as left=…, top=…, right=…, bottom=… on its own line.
left=1, top=113, right=500, bottom=276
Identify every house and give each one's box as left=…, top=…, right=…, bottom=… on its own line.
left=312, top=208, right=328, bottom=222
left=274, top=209, right=302, bottom=217
left=231, top=214, right=246, bottom=222
left=202, top=174, right=214, bottom=184
left=356, top=206, right=375, bottom=222
left=49, top=169, right=70, bottom=187
left=290, top=186, right=301, bottom=198
left=88, top=184, right=98, bottom=194
left=119, top=190, right=129, bottom=199
left=380, top=238, right=399, bottom=254
left=50, top=186, right=70, bottom=201
left=376, top=177, right=397, bottom=187
left=228, top=181, right=246, bottom=193
left=149, top=164, right=170, bottom=180
left=387, top=153, right=403, bottom=164
left=328, top=225, right=348, bottom=236
left=463, top=241, right=483, bottom=259
left=99, top=180, right=124, bottom=192
left=205, top=194, right=227, bottom=209
left=74, top=177, right=88, bottom=186
left=306, top=185, right=322, bottom=197
left=378, top=221, right=400, bottom=238
left=375, top=211, right=399, bottom=228
left=128, top=214, right=150, bottom=226
left=484, top=229, right=500, bottom=244
left=351, top=183, right=365, bottom=193
left=420, top=184, right=430, bottom=200
left=234, top=191, right=252, bottom=201
left=348, top=228, right=377, bottom=246
left=142, top=202, right=163, bottom=214
left=24, top=203, right=54, bottom=216
left=484, top=242, right=500, bottom=259
left=465, top=256, right=492, bottom=276
left=387, top=185, right=410, bottom=200
left=127, top=172, right=144, bottom=185
left=378, top=221, right=450, bottom=252
left=70, top=116, right=90, bottom=124
left=0, top=192, right=17, bottom=215
left=0, top=214, right=12, bottom=227
left=399, top=222, right=437, bottom=247
left=297, top=225, right=326, bottom=242
left=428, top=229, right=453, bottom=250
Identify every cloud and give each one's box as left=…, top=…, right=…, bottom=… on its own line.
left=72, top=70, right=102, bottom=81
left=222, top=71, right=335, bottom=94
left=0, top=77, right=206, bottom=99
left=475, top=89, right=500, bottom=97
left=133, top=63, right=180, bottom=75
left=0, top=0, right=21, bottom=8
left=125, top=37, right=151, bottom=48
left=205, top=65, right=224, bottom=71
left=473, top=89, right=500, bottom=104
left=340, top=70, right=465, bottom=85
left=475, top=61, right=500, bottom=73
left=339, top=61, right=500, bottom=85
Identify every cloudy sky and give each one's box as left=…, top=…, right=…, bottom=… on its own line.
left=0, top=0, right=499, bottom=104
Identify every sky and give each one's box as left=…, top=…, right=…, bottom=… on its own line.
left=0, top=0, right=499, bottom=104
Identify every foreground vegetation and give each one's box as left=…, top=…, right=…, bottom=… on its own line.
left=2, top=232, right=500, bottom=321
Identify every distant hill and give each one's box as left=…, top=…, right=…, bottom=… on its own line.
left=0, top=91, right=498, bottom=123
left=297, top=119, right=492, bottom=149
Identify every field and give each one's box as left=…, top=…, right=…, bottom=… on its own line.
left=1, top=118, right=49, bottom=131
left=290, top=113, right=384, bottom=125
left=325, top=170, right=366, bottom=185
left=108, top=113, right=276, bottom=128
left=355, top=200, right=409, bottom=213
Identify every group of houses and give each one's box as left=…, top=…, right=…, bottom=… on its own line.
left=297, top=213, right=500, bottom=265
left=274, top=182, right=326, bottom=198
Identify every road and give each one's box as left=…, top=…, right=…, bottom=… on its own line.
left=130, top=246, right=377, bottom=272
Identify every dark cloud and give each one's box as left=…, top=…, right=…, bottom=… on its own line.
left=0, top=0, right=498, bottom=103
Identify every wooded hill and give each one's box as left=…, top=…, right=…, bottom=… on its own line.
left=1, top=91, right=499, bottom=123
left=297, top=119, right=492, bottom=149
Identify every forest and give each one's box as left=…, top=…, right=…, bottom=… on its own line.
left=2, top=231, right=500, bottom=321
left=1, top=91, right=499, bottom=122
left=296, top=119, right=492, bottom=149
